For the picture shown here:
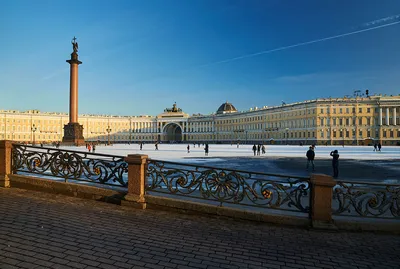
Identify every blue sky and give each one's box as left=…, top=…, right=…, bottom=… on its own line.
left=1, top=0, right=400, bottom=116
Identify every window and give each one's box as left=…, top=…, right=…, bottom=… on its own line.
left=367, top=130, right=371, bottom=137
left=333, top=118, right=337, bottom=125
left=339, top=119, right=343, bottom=125
left=320, top=108, right=323, bottom=113
left=390, top=130, right=394, bottom=138
left=345, top=118, right=349, bottom=125
left=367, top=108, right=371, bottom=113
left=352, top=107, right=356, bottom=113
left=320, top=118, right=324, bottom=126
left=359, top=130, right=362, bottom=136
left=333, top=108, right=336, bottom=113
left=383, top=130, right=387, bottom=137
left=333, top=131, right=337, bottom=137
left=346, top=108, right=349, bottom=113
left=359, top=118, right=362, bottom=125
left=359, top=108, right=362, bottom=113
left=339, top=108, right=343, bottom=113
left=346, top=130, right=349, bottom=137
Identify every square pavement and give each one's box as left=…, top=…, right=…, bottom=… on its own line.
left=0, top=188, right=399, bottom=269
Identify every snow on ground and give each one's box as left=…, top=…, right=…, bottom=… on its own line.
left=62, top=143, right=400, bottom=161
left=49, top=143, right=400, bottom=183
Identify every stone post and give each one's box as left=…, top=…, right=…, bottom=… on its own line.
left=310, top=174, right=337, bottom=229
left=123, top=154, right=148, bottom=209
left=0, top=140, right=13, bottom=188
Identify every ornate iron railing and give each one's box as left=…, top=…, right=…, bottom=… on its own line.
left=146, top=159, right=311, bottom=214
left=12, top=144, right=128, bottom=187
left=333, top=181, right=400, bottom=219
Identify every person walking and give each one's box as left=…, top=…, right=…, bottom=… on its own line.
left=187, top=144, right=190, bottom=153
left=257, top=144, right=261, bottom=156
left=330, top=150, right=339, bottom=178
left=252, top=144, right=257, bottom=156
left=155, top=142, right=158, bottom=150
left=261, top=145, right=266, bottom=154
left=204, top=143, right=209, bottom=156
left=92, top=144, right=96, bottom=153
left=306, top=146, right=315, bottom=172
left=140, top=142, right=143, bottom=150
left=373, top=143, right=377, bottom=151
left=378, top=142, right=382, bottom=151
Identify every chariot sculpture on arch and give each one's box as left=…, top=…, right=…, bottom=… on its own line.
left=72, top=36, right=79, bottom=53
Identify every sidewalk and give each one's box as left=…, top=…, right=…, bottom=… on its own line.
left=0, top=188, right=399, bottom=269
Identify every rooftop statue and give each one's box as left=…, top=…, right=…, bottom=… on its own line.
left=164, top=102, right=182, bottom=113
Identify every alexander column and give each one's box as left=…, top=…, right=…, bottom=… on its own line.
left=62, top=37, right=85, bottom=145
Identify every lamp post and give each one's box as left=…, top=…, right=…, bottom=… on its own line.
left=31, top=124, right=37, bottom=145
left=285, top=128, right=289, bottom=145
left=106, top=126, right=112, bottom=145
left=340, top=128, right=345, bottom=147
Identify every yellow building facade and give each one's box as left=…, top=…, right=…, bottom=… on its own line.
left=1, top=95, right=399, bottom=146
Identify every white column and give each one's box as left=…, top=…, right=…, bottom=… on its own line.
left=379, top=108, right=382, bottom=126
left=386, top=107, right=389, bottom=125
left=393, top=107, right=396, bottom=126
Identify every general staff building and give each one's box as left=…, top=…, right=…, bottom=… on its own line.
left=1, top=94, right=400, bottom=146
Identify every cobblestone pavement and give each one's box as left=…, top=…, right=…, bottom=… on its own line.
left=0, top=188, right=399, bottom=269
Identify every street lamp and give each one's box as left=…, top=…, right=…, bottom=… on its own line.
left=31, top=124, right=37, bottom=145
left=106, top=126, right=112, bottom=145
left=285, top=128, right=289, bottom=145
left=340, top=128, right=345, bottom=147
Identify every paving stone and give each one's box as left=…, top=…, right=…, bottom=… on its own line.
left=0, top=188, right=399, bottom=269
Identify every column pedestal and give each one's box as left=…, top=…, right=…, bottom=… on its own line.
left=62, top=123, right=85, bottom=146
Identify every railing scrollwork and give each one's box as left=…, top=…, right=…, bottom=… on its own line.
left=12, top=144, right=128, bottom=187
left=333, top=181, right=400, bottom=218
left=146, top=159, right=311, bottom=214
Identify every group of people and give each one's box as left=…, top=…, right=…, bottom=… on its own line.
left=187, top=143, right=209, bottom=156
left=252, top=144, right=266, bottom=156
left=85, top=143, right=96, bottom=153
left=306, top=145, right=340, bottom=178
left=373, top=143, right=382, bottom=152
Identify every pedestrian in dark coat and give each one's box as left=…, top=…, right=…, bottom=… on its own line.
left=378, top=143, right=382, bottom=151
left=257, top=144, right=261, bottom=156
left=187, top=145, right=190, bottom=153
left=204, top=144, right=209, bottom=156
left=306, top=146, right=315, bottom=172
left=373, top=144, right=377, bottom=151
left=330, top=150, right=339, bottom=178
left=252, top=144, right=257, bottom=156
